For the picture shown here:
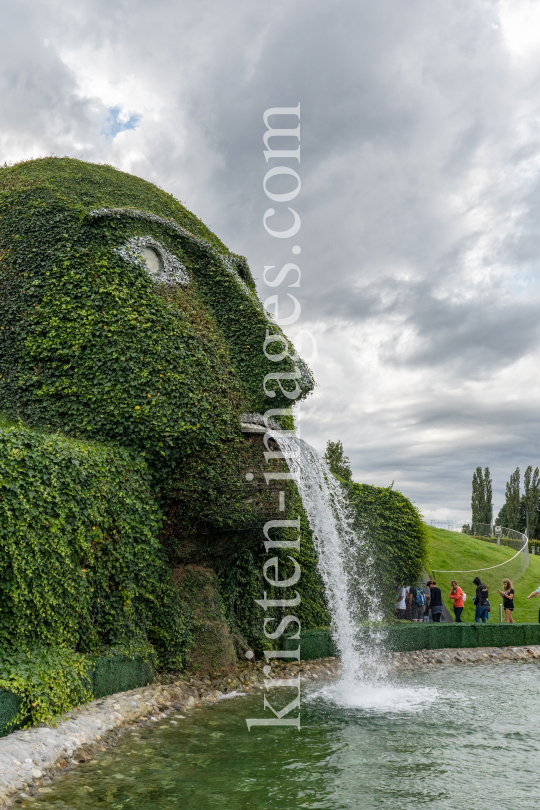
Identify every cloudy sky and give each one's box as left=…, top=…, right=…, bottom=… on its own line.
left=3, top=0, right=540, bottom=522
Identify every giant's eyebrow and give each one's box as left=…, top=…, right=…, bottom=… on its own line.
left=86, top=207, right=213, bottom=255
left=86, top=206, right=256, bottom=299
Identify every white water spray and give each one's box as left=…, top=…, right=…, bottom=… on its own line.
left=272, top=434, right=387, bottom=682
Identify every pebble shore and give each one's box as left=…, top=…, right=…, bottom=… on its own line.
left=390, top=643, right=540, bottom=669
left=1, top=646, right=539, bottom=806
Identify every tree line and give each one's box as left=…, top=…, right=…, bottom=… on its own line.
left=471, top=465, right=540, bottom=538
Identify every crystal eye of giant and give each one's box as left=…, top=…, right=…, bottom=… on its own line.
left=141, top=247, right=161, bottom=276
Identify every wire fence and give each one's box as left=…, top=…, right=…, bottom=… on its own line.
left=430, top=522, right=529, bottom=621
left=425, top=519, right=463, bottom=533
left=424, top=519, right=533, bottom=620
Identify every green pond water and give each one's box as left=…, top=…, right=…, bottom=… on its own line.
left=32, top=664, right=540, bottom=809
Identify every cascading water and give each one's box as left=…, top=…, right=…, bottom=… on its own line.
left=272, top=433, right=388, bottom=683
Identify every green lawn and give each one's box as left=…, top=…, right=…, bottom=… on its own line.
left=427, top=526, right=540, bottom=623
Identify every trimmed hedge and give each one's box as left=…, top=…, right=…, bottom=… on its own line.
left=0, top=689, right=24, bottom=737
left=0, top=653, right=153, bottom=738
left=284, top=624, right=540, bottom=660
left=283, top=629, right=336, bottom=660
left=88, top=654, right=153, bottom=700
left=384, top=622, right=540, bottom=651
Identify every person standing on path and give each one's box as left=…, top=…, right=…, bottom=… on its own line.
left=449, top=580, right=464, bottom=623
left=473, top=576, right=489, bottom=623
left=526, top=578, right=540, bottom=622
left=405, top=586, right=414, bottom=621
left=423, top=587, right=431, bottom=622
left=428, top=580, right=444, bottom=622
left=498, top=579, right=515, bottom=623
left=414, top=583, right=427, bottom=621
left=407, top=585, right=424, bottom=622
left=396, top=585, right=407, bottom=620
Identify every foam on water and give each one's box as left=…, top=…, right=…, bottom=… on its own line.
left=306, top=680, right=439, bottom=713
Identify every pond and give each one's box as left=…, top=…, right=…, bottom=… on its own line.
left=32, top=663, right=539, bottom=809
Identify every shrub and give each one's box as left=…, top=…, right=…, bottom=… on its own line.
left=347, top=483, right=428, bottom=618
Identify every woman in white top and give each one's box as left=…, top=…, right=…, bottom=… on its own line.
left=396, top=585, right=407, bottom=620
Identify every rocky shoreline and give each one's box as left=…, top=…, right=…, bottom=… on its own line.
left=390, top=643, right=540, bottom=669
left=1, top=646, right=539, bottom=806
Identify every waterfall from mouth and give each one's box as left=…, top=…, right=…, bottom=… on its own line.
left=273, top=434, right=387, bottom=682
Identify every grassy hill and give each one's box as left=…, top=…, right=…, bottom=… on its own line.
left=427, top=526, right=540, bottom=623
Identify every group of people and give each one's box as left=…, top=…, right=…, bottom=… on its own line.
left=395, top=577, right=519, bottom=623
left=395, top=581, right=444, bottom=623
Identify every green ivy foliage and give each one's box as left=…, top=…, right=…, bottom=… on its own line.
left=0, top=156, right=314, bottom=541
left=347, top=482, right=428, bottom=618
left=0, top=645, right=92, bottom=729
left=196, top=488, right=330, bottom=652
left=0, top=157, right=323, bottom=697
left=0, top=423, right=192, bottom=668
left=0, top=158, right=313, bottom=452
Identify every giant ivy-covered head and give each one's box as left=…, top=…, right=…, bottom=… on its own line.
left=0, top=158, right=313, bottom=475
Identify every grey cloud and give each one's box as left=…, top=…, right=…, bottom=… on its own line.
left=2, top=0, right=540, bottom=521
left=0, top=1, right=107, bottom=158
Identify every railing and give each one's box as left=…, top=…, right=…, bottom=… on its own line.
left=433, top=523, right=529, bottom=574
left=471, top=521, right=529, bottom=554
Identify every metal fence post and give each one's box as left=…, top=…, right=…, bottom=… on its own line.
left=499, top=604, right=503, bottom=623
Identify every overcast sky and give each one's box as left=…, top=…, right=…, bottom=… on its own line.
left=3, top=0, right=540, bottom=522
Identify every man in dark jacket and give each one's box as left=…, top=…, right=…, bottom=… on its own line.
left=473, top=576, right=489, bottom=623
left=428, top=581, right=444, bottom=622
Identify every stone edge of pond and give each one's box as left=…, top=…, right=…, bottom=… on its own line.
left=391, top=643, right=540, bottom=669
left=2, top=646, right=539, bottom=806
left=0, top=657, right=340, bottom=807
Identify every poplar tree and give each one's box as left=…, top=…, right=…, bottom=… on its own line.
left=524, top=465, right=540, bottom=538
left=505, top=467, right=521, bottom=530
left=484, top=467, right=492, bottom=524
left=471, top=467, right=492, bottom=525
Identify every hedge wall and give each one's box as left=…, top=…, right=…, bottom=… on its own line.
left=383, top=622, right=540, bottom=651
left=0, top=689, right=23, bottom=737
left=0, top=652, right=154, bottom=738
left=283, top=624, right=540, bottom=659
left=281, top=628, right=338, bottom=660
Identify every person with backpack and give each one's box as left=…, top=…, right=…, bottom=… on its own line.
left=407, top=584, right=425, bottom=622
left=428, top=580, right=443, bottom=622
left=473, top=576, right=489, bottom=623
left=449, top=580, right=464, bottom=622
